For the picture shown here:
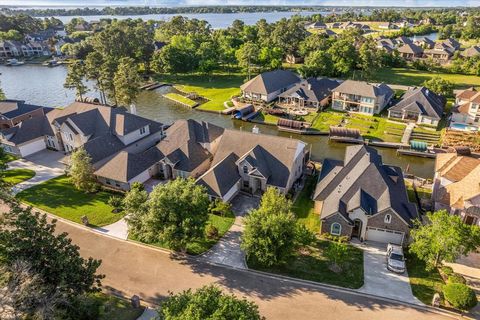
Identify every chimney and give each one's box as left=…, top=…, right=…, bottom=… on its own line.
left=308, top=83, right=312, bottom=91
left=130, top=104, right=137, bottom=115
left=252, top=125, right=260, bottom=134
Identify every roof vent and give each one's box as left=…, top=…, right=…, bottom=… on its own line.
left=130, top=104, right=137, bottom=115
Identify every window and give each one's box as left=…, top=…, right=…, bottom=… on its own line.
left=243, top=165, right=248, bottom=174
left=69, top=133, right=73, bottom=141
left=330, top=223, right=342, bottom=236
left=384, top=214, right=392, bottom=224
left=140, top=127, right=146, bottom=135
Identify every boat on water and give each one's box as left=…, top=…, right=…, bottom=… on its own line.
left=43, top=59, right=62, bottom=67
left=6, top=59, right=25, bottom=66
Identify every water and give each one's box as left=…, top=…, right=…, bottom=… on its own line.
left=0, top=65, right=435, bottom=178
left=52, top=11, right=326, bottom=28
left=409, top=32, right=438, bottom=41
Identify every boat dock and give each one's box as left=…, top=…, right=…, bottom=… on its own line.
left=140, top=82, right=170, bottom=91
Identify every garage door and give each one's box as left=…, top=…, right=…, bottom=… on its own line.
left=18, top=139, right=46, bottom=157
left=366, top=227, right=404, bottom=245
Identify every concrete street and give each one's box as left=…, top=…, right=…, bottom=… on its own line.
left=51, top=217, right=456, bottom=320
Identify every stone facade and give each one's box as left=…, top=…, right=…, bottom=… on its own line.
left=367, top=210, right=410, bottom=237
left=321, top=213, right=353, bottom=238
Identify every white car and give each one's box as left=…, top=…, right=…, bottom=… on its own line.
left=386, top=243, right=406, bottom=274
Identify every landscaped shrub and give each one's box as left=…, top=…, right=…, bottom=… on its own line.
left=443, top=283, right=478, bottom=310
left=441, top=266, right=454, bottom=277
left=108, top=196, right=123, bottom=213
left=448, top=273, right=467, bottom=285
left=205, top=225, right=219, bottom=240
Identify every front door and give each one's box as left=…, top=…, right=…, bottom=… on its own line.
left=352, top=219, right=362, bottom=238
left=465, top=215, right=477, bottom=225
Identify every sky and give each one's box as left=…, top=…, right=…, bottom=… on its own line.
left=0, top=0, right=479, bottom=7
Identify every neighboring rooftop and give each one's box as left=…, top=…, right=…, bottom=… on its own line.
left=333, top=80, right=394, bottom=99
left=279, top=78, right=340, bottom=103
left=389, top=86, right=445, bottom=120
left=0, top=99, right=45, bottom=119
left=240, top=70, right=300, bottom=95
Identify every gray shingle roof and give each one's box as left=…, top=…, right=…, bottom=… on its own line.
left=398, top=43, right=423, bottom=54
left=240, top=70, right=300, bottom=95
left=279, top=78, right=340, bottom=103
left=314, top=145, right=418, bottom=226
left=197, top=153, right=241, bottom=198
left=0, top=100, right=44, bottom=119
left=1, top=116, right=53, bottom=144
left=333, top=80, right=394, bottom=99
left=389, top=86, right=445, bottom=120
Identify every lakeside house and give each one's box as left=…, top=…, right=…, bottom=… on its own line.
left=413, top=37, right=435, bottom=49
left=387, top=87, right=445, bottom=126
left=313, top=145, right=418, bottom=245
left=278, top=78, right=340, bottom=110
left=0, top=101, right=164, bottom=159
left=462, top=45, right=480, bottom=58
left=423, top=47, right=452, bottom=62
left=306, top=21, right=327, bottom=29
left=451, top=87, right=480, bottom=131
left=331, top=80, right=394, bottom=115
left=197, top=128, right=306, bottom=202
left=0, top=40, right=23, bottom=58
left=436, top=38, right=461, bottom=52
left=240, top=70, right=300, bottom=103
left=433, top=151, right=480, bottom=226
left=397, top=43, right=424, bottom=60
left=0, top=100, right=49, bottom=129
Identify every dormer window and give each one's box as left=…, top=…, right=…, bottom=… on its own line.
left=140, top=127, right=146, bottom=135
left=384, top=214, right=392, bottom=224
left=243, top=165, right=248, bottom=174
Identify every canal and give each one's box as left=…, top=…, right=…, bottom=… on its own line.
left=0, top=65, right=435, bottom=178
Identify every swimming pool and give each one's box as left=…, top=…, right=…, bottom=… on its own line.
left=450, top=123, right=479, bottom=131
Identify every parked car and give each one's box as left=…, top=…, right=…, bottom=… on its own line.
left=386, top=243, right=406, bottom=274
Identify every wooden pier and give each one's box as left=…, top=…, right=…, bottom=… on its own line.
left=140, top=82, right=170, bottom=91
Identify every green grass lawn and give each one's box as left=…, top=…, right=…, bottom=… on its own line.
left=16, top=175, right=124, bottom=227
left=130, top=212, right=235, bottom=255
left=371, top=67, right=480, bottom=89
left=406, top=252, right=445, bottom=305
left=156, top=73, right=243, bottom=112
left=89, top=292, right=145, bottom=320
left=254, top=111, right=281, bottom=125
left=3, top=169, right=36, bottom=185
left=248, top=239, right=364, bottom=289
left=2, top=153, right=18, bottom=163
left=163, top=93, right=198, bottom=107
left=310, top=110, right=345, bottom=132
left=293, top=176, right=321, bottom=233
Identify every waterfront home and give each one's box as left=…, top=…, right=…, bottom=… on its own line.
left=433, top=151, right=480, bottom=226
left=0, top=101, right=164, bottom=159
left=313, top=145, right=418, bottom=245
left=462, top=45, right=480, bottom=58
left=388, top=87, right=445, bottom=126
left=0, top=100, right=48, bottom=129
left=331, top=80, right=394, bottom=115
left=278, top=78, right=340, bottom=110
left=240, top=70, right=300, bottom=103
left=0, top=40, right=23, bottom=58
left=376, top=38, right=396, bottom=52
left=395, top=36, right=413, bottom=46
left=413, top=37, right=435, bottom=49
left=21, top=41, right=50, bottom=57
left=306, top=21, right=327, bottom=29
left=397, top=43, right=423, bottom=60
left=451, top=88, right=480, bottom=131
left=197, top=128, right=306, bottom=202
left=435, top=38, right=461, bottom=52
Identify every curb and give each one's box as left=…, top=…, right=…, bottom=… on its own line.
left=26, top=205, right=472, bottom=320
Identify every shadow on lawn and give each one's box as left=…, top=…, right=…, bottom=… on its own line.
left=155, top=73, right=246, bottom=89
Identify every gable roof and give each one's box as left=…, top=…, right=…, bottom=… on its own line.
left=398, top=43, right=423, bottom=54
left=94, top=147, right=161, bottom=183
left=0, top=100, right=44, bottom=119
left=389, top=86, right=445, bottom=119
left=1, top=116, right=53, bottom=145
left=156, top=119, right=224, bottom=172
left=240, top=70, right=300, bottom=95
left=197, top=153, right=241, bottom=198
left=333, top=80, right=394, bottom=99
left=314, top=145, right=418, bottom=225
left=463, top=45, right=480, bottom=57
left=279, top=78, right=340, bottom=103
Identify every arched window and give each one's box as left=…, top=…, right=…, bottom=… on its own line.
left=384, top=214, right=392, bottom=224
left=331, top=223, right=342, bottom=236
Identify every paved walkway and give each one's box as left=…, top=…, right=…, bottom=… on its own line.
left=401, top=123, right=415, bottom=145
left=137, top=307, right=158, bottom=320
left=49, top=216, right=455, bottom=320
left=354, top=241, right=422, bottom=306
left=200, top=194, right=260, bottom=269
left=94, top=218, right=129, bottom=240
left=8, top=150, right=65, bottom=194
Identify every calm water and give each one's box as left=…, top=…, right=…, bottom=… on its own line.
left=53, top=11, right=326, bottom=28
left=0, top=65, right=435, bottom=178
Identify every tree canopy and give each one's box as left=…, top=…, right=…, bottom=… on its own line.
left=67, top=147, right=97, bottom=193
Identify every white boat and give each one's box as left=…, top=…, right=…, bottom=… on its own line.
left=6, top=59, right=25, bottom=66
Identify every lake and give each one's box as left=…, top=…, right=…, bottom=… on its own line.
left=53, top=11, right=327, bottom=28
left=0, top=65, right=435, bottom=178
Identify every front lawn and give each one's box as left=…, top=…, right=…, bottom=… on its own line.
left=293, top=176, right=321, bottom=233
left=253, top=111, right=281, bottom=125
left=310, top=110, right=344, bottom=132
left=130, top=212, right=235, bottom=256
left=371, top=67, right=480, bottom=89
left=156, top=73, right=243, bottom=112
left=3, top=169, right=36, bottom=185
left=16, top=175, right=124, bottom=227
left=248, top=239, right=364, bottom=289
left=406, top=251, right=445, bottom=305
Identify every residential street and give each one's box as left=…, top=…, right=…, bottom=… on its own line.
left=51, top=217, right=456, bottom=320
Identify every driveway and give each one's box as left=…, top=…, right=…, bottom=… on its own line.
left=8, top=150, right=66, bottom=194
left=200, top=194, right=260, bottom=269
left=356, top=241, right=422, bottom=306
